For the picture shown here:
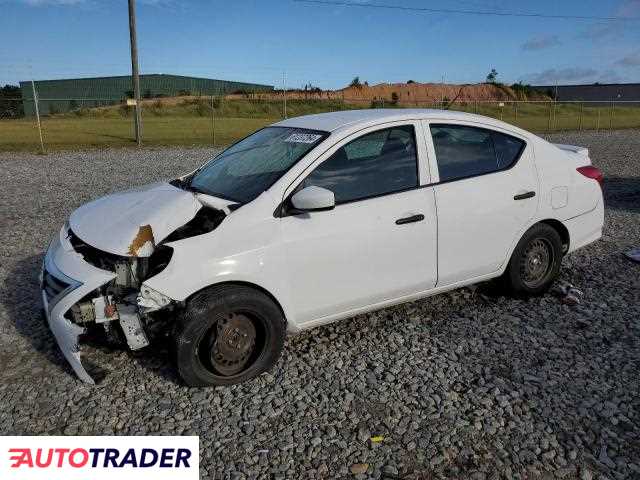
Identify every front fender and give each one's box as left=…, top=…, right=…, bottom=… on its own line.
left=141, top=214, right=299, bottom=331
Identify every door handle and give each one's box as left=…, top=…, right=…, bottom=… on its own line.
left=395, top=214, right=425, bottom=225
left=514, top=191, right=536, bottom=200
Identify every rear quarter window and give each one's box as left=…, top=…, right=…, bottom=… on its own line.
left=492, top=131, right=526, bottom=170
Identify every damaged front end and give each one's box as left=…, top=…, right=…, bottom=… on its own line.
left=42, top=181, right=229, bottom=383
left=42, top=226, right=177, bottom=384
left=66, top=229, right=175, bottom=350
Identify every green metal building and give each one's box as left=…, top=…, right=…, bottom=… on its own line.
left=20, top=74, right=274, bottom=116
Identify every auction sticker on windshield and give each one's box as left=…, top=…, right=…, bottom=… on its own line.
left=1, top=436, right=199, bottom=480
left=285, top=133, right=323, bottom=143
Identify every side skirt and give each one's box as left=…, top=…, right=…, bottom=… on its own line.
left=296, top=270, right=503, bottom=332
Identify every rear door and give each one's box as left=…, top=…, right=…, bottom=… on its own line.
left=280, top=122, right=438, bottom=325
left=423, top=121, right=539, bottom=286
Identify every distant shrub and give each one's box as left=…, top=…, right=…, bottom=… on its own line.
left=73, top=107, right=91, bottom=117
left=232, top=89, right=251, bottom=97
left=511, top=82, right=534, bottom=100
left=150, top=99, right=164, bottom=116
left=303, top=83, right=322, bottom=93
left=194, top=99, right=210, bottom=116
left=0, top=84, right=24, bottom=118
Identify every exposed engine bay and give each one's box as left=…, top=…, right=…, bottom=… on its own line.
left=62, top=198, right=227, bottom=352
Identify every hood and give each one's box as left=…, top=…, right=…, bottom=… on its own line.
left=69, top=182, right=208, bottom=257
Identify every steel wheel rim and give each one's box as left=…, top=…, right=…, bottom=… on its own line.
left=197, top=312, right=266, bottom=378
left=520, top=237, right=554, bottom=289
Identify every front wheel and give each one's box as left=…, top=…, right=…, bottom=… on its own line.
left=503, top=223, right=563, bottom=296
left=173, top=285, right=286, bottom=387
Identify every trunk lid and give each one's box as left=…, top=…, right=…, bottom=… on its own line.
left=553, top=143, right=592, bottom=168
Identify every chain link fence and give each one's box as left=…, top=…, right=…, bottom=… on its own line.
left=1, top=94, right=639, bottom=152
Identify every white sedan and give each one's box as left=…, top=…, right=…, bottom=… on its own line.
left=41, top=109, right=604, bottom=386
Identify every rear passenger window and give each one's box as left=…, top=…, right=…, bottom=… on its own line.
left=430, top=125, right=525, bottom=182
left=493, top=131, right=526, bottom=169
left=302, top=125, right=418, bottom=203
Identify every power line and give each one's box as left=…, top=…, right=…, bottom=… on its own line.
left=293, top=0, right=640, bottom=21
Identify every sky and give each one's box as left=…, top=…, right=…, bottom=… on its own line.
left=1, top=0, right=639, bottom=89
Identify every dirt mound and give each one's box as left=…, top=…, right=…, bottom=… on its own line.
left=225, top=82, right=547, bottom=104
left=341, top=82, right=516, bottom=103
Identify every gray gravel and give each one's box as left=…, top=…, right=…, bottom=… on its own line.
left=1, top=130, right=639, bottom=480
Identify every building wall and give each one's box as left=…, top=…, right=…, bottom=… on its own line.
left=19, top=74, right=274, bottom=116
left=532, top=83, right=640, bottom=102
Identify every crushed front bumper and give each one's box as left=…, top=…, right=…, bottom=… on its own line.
left=41, top=226, right=116, bottom=384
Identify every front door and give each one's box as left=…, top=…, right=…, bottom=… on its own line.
left=280, top=123, right=438, bottom=325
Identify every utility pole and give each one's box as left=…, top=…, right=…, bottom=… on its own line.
left=128, top=0, right=142, bottom=146
left=31, top=80, right=45, bottom=154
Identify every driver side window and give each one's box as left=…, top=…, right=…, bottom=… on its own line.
left=302, top=125, right=418, bottom=204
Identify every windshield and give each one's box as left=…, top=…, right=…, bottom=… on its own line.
left=190, top=127, right=328, bottom=204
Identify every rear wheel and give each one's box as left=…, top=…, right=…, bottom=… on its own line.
left=503, top=223, right=563, bottom=296
left=173, top=285, right=286, bottom=387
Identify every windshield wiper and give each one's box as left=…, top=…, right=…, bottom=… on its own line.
left=171, top=178, right=242, bottom=203
left=198, top=190, right=243, bottom=204
left=170, top=177, right=198, bottom=192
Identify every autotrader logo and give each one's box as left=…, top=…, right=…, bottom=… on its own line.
left=1, top=436, right=199, bottom=480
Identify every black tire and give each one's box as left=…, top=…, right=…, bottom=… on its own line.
left=173, top=285, right=286, bottom=387
left=503, top=223, right=563, bottom=296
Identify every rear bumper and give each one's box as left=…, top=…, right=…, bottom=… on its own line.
left=565, top=199, right=605, bottom=254
left=41, top=227, right=116, bottom=384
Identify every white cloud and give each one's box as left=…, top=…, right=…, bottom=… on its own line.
left=521, top=35, right=561, bottom=51
left=615, top=0, right=640, bottom=17
left=17, top=0, right=171, bottom=5
left=523, top=67, right=599, bottom=84
left=22, top=0, right=85, bottom=5
left=578, top=1, right=639, bottom=41
left=522, top=66, right=630, bottom=85
left=616, top=50, right=640, bottom=67
left=578, top=22, right=620, bottom=40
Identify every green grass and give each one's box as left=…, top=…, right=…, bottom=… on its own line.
left=0, top=116, right=277, bottom=152
left=447, top=102, right=640, bottom=132
left=1, top=99, right=638, bottom=152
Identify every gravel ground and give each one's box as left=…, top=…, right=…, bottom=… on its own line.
left=1, top=130, right=639, bottom=480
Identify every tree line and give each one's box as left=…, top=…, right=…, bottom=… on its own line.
left=0, top=85, right=24, bottom=118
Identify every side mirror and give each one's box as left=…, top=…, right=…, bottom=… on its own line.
left=290, top=186, right=335, bottom=212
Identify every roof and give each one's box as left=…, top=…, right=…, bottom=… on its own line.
left=532, top=82, right=640, bottom=88
left=273, top=108, right=521, bottom=134
left=531, top=83, right=640, bottom=102
left=19, top=73, right=273, bottom=89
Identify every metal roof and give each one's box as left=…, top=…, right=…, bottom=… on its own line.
left=273, top=108, right=524, bottom=134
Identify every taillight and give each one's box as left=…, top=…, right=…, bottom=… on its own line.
left=577, top=166, right=604, bottom=188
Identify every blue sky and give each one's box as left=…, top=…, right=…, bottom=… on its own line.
left=1, top=0, right=639, bottom=88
